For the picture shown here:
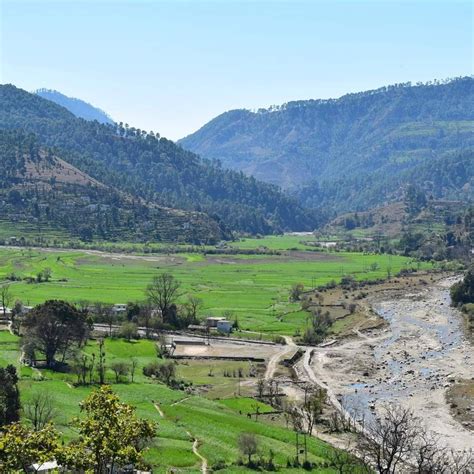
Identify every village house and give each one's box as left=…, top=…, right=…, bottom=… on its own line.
left=216, top=319, right=233, bottom=334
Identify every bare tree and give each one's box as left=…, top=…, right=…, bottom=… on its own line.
left=256, top=378, right=266, bottom=399
left=358, top=403, right=473, bottom=474
left=103, top=306, right=116, bottom=337
left=304, top=388, right=327, bottom=435
left=0, top=284, right=12, bottom=319
left=326, top=442, right=363, bottom=474
left=183, top=295, right=202, bottom=322
left=156, top=334, right=169, bottom=358
left=138, top=304, right=154, bottom=338
left=358, top=405, right=421, bottom=474
left=24, top=391, right=56, bottom=430
left=449, top=449, right=473, bottom=474
left=238, top=432, right=259, bottom=465
left=146, top=273, right=181, bottom=323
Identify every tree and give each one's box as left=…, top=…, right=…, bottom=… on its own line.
left=39, top=267, right=52, bottom=282
left=183, top=295, right=202, bottom=323
left=0, top=422, right=61, bottom=472
left=96, top=338, right=106, bottom=385
left=302, top=309, right=332, bottom=345
left=138, top=304, right=154, bottom=337
left=290, top=283, right=304, bottom=302
left=24, top=390, right=56, bottom=431
left=256, top=377, right=266, bottom=399
left=102, top=305, right=116, bottom=337
left=111, top=362, right=130, bottom=384
left=358, top=405, right=420, bottom=474
left=146, top=273, right=181, bottom=324
left=22, top=300, right=88, bottom=368
left=119, top=321, right=138, bottom=341
left=451, top=266, right=474, bottom=306
left=0, top=365, right=20, bottom=426
left=358, top=404, right=473, bottom=474
left=304, top=389, right=327, bottom=435
left=0, top=284, right=12, bottom=319
left=158, top=361, right=176, bottom=385
left=238, top=432, right=259, bottom=465
left=69, top=386, right=156, bottom=473
left=325, top=443, right=363, bottom=474
left=130, top=357, right=138, bottom=383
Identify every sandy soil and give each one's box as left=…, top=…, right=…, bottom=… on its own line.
left=172, top=339, right=281, bottom=359
left=301, top=276, right=473, bottom=452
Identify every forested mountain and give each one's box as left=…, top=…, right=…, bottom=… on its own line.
left=35, top=89, right=114, bottom=124
left=0, top=85, right=317, bottom=238
left=180, top=78, right=474, bottom=213
left=0, top=131, right=223, bottom=243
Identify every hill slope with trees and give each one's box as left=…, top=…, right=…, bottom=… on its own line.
left=0, top=85, right=318, bottom=238
left=0, top=131, right=223, bottom=243
left=179, top=77, right=474, bottom=213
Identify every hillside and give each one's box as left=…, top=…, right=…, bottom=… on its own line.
left=179, top=78, right=474, bottom=213
left=0, top=131, right=224, bottom=243
left=0, top=85, right=318, bottom=237
left=35, top=89, right=114, bottom=124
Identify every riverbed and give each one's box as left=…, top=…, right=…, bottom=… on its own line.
left=307, top=276, right=474, bottom=451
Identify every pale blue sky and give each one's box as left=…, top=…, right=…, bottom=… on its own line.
left=1, top=0, right=472, bottom=139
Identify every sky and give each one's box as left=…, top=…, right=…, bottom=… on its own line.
left=1, top=0, right=472, bottom=140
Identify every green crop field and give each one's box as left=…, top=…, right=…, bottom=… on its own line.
left=1, top=331, right=343, bottom=472
left=0, top=246, right=430, bottom=334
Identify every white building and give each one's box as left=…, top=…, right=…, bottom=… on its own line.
left=216, top=319, right=233, bottom=334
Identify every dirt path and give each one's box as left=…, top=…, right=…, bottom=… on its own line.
left=304, top=276, right=474, bottom=452
left=171, top=396, right=190, bottom=406
left=153, top=403, right=165, bottom=418
left=186, top=430, right=208, bottom=474
left=264, top=336, right=296, bottom=380
left=154, top=401, right=207, bottom=472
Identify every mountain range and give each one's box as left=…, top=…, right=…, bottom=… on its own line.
left=180, top=77, right=474, bottom=213
left=0, top=85, right=316, bottom=243
left=35, top=89, right=114, bottom=125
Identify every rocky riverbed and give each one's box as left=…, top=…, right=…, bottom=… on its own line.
left=307, top=276, right=474, bottom=451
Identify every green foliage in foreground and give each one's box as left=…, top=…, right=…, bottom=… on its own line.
left=0, top=247, right=429, bottom=334
left=1, top=332, right=342, bottom=472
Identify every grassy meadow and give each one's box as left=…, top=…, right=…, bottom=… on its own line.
left=0, top=242, right=430, bottom=335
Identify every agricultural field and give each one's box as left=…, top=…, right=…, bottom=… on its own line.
left=0, top=245, right=431, bottom=335
left=1, top=331, right=341, bottom=472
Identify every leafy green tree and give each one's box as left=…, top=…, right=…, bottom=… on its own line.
left=68, top=386, right=156, bottom=473
left=0, top=365, right=20, bottom=426
left=451, top=267, right=474, bottom=306
left=0, top=422, right=61, bottom=472
left=119, top=322, right=138, bottom=341
left=22, top=300, right=88, bottom=368
left=238, top=432, right=259, bottom=465
left=0, top=284, right=12, bottom=320
left=110, top=362, right=130, bottom=383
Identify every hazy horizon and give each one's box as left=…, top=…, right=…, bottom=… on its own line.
left=1, top=0, right=472, bottom=140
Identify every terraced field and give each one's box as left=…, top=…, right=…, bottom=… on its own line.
left=2, top=332, right=339, bottom=472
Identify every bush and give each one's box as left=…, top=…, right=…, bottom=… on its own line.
left=143, top=360, right=176, bottom=385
